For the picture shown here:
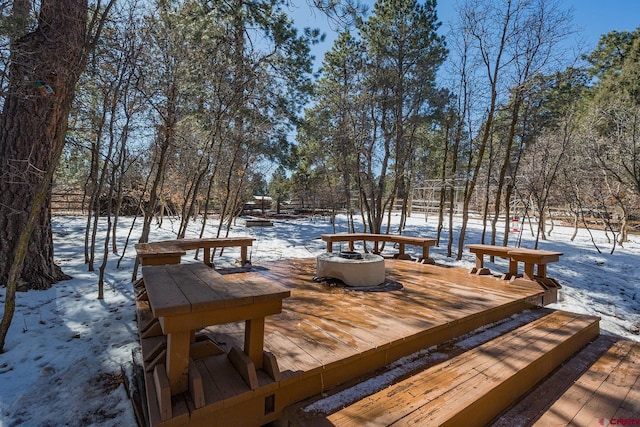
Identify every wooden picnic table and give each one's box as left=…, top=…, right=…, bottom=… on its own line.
left=466, top=244, right=563, bottom=281
left=142, top=263, right=290, bottom=399
left=321, top=233, right=437, bottom=264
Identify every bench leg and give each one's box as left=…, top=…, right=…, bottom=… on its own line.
left=241, top=245, right=249, bottom=265
left=398, top=243, right=405, bottom=256
left=509, top=258, right=518, bottom=277
left=419, top=246, right=435, bottom=264
left=537, top=263, right=547, bottom=279
left=523, top=262, right=535, bottom=281
left=475, top=253, right=484, bottom=270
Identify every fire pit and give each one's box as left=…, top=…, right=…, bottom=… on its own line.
left=315, top=251, right=385, bottom=287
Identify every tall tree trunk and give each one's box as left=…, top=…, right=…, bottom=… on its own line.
left=0, top=0, right=109, bottom=351
left=0, top=0, right=88, bottom=290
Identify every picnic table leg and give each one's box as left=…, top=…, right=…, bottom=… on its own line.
left=326, top=241, right=333, bottom=252
left=166, top=330, right=191, bottom=394
left=244, top=317, right=265, bottom=370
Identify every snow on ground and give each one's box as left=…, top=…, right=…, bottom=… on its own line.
left=0, top=213, right=638, bottom=426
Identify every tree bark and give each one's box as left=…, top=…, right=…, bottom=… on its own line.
left=0, top=0, right=88, bottom=290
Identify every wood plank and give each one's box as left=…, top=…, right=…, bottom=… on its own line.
left=245, top=316, right=266, bottom=369
left=201, top=353, right=253, bottom=401
left=263, top=329, right=322, bottom=377
left=189, top=266, right=264, bottom=308
left=193, top=358, right=225, bottom=408
left=228, top=346, right=259, bottom=390
left=141, top=321, right=163, bottom=339
left=532, top=341, right=629, bottom=425
left=142, top=265, right=192, bottom=317
left=143, top=340, right=166, bottom=364
left=279, top=317, right=358, bottom=366
left=263, top=351, right=281, bottom=381
left=217, top=271, right=291, bottom=303
left=190, top=338, right=225, bottom=360
left=396, top=315, right=599, bottom=426
left=144, top=370, right=190, bottom=427
left=535, top=339, right=640, bottom=426
left=164, top=263, right=226, bottom=311
left=189, top=360, right=206, bottom=409
left=614, top=344, right=640, bottom=418
left=323, top=311, right=596, bottom=427
left=153, top=364, right=172, bottom=421
left=174, top=237, right=255, bottom=251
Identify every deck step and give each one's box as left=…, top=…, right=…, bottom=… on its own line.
left=532, top=339, right=640, bottom=426
left=292, top=310, right=600, bottom=427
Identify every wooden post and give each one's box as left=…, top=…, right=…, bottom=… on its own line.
left=166, top=331, right=191, bottom=394
left=241, top=245, right=248, bottom=265
left=244, top=317, right=265, bottom=370
left=204, top=247, right=212, bottom=267
left=523, top=262, right=535, bottom=281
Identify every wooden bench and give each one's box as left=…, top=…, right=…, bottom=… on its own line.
left=466, top=244, right=563, bottom=281
left=466, top=244, right=563, bottom=305
left=135, top=237, right=255, bottom=267
left=245, top=219, right=274, bottom=227
left=134, top=242, right=185, bottom=266
left=321, top=233, right=437, bottom=264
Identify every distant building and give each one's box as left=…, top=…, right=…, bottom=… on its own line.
left=243, top=195, right=272, bottom=213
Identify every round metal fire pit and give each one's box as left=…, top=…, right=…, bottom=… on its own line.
left=338, top=251, right=363, bottom=260
left=315, top=252, right=385, bottom=287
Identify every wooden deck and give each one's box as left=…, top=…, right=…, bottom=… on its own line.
left=139, top=258, right=552, bottom=427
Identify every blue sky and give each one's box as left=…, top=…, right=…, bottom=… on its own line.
left=289, top=0, right=640, bottom=72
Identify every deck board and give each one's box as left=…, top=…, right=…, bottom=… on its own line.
left=533, top=339, right=640, bottom=425
left=206, top=258, right=543, bottom=381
